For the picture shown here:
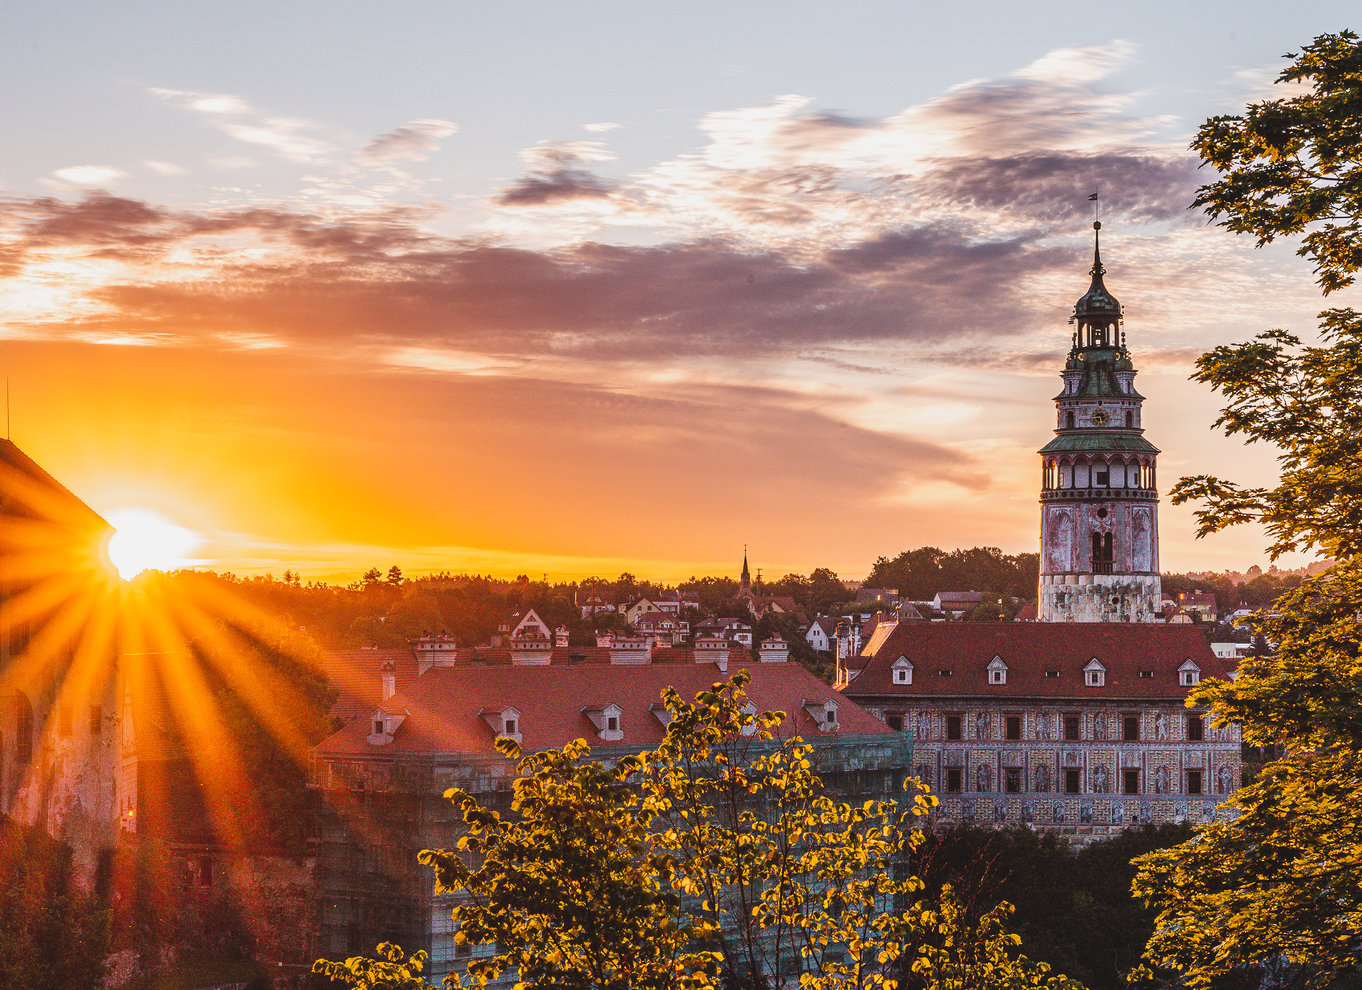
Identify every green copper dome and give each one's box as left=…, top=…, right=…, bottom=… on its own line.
left=1073, top=221, right=1121, bottom=326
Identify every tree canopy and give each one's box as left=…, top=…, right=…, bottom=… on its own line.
left=1191, top=30, right=1362, bottom=294
left=1134, top=30, right=1362, bottom=990
left=317, top=673, right=1084, bottom=990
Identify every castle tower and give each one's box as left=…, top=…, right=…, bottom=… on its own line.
left=1037, top=223, right=1161, bottom=622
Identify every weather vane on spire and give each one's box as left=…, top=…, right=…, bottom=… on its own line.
left=1088, top=188, right=1100, bottom=227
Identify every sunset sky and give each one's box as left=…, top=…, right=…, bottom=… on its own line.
left=0, top=1, right=1354, bottom=583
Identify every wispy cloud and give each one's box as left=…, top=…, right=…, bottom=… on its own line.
left=150, top=87, right=334, bottom=162
left=359, top=118, right=458, bottom=162
left=495, top=141, right=619, bottom=206
left=50, top=165, right=127, bottom=187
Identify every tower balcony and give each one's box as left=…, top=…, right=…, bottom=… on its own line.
left=1040, top=488, right=1158, bottom=502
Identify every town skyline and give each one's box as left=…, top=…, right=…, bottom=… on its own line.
left=2, top=2, right=1354, bottom=581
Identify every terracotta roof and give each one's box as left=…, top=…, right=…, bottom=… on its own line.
left=315, top=661, right=891, bottom=758
left=321, top=649, right=422, bottom=724
left=935, top=591, right=985, bottom=606
left=845, top=623, right=1229, bottom=701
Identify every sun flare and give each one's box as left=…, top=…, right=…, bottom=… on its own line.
left=105, top=507, right=203, bottom=579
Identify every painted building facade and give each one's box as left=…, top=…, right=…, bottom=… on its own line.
left=842, top=623, right=1240, bottom=839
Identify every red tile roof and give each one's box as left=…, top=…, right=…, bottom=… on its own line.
left=845, top=623, right=1229, bottom=701
left=315, top=661, right=891, bottom=757
left=321, top=649, right=422, bottom=724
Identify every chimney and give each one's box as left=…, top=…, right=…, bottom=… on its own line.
left=380, top=658, right=397, bottom=701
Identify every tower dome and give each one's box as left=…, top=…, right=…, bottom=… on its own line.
left=1073, top=221, right=1121, bottom=326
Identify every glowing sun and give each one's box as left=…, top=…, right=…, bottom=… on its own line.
left=105, top=508, right=203, bottom=579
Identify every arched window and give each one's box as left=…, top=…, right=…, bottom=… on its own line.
left=1065, top=411, right=1075, bottom=429
left=1125, top=411, right=1133, bottom=427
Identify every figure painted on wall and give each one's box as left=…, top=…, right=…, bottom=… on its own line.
left=1140, top=801, right=1153, bottom=823
left=1155, top=711, right=1168, bottom=741
left=1093, top=764, right=1109, bottom=794
left=976, top=764, right=992, bottom=792
left=1045, top=508, right=1074, bottom=573
left=1218, top=765, right=1233, bottom=794
left=1034, top=764, right=1050, bottom=792
left=915, top=764, right=932, bottom=790
left=1022, top=800, right=1034, bottom=823
left=993, top=799, right=1006, bottom=822
left=1080, top=801, right=1093, bottom=824
left=916, top=711, right=931, bottom=741
left=1112, top=803, right=1125, bottom=825
left=1052, top=799, right=1064, bottom=823
left=1154, top=765, right=1168, bottom=794
left=1094, top=712, right=1107, bottom=741
left=1035, top=712, right=1051, bottom=740
left=975, top=710, right=989, bottom=741
left=962, top=799, right=975, bottom=823
left=1131, top=506, right=1152, bottom=572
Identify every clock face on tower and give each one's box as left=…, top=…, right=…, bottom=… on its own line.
left=1091, top=409, right=1110, bottom=427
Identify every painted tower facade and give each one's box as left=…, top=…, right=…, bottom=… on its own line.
left=1038, top=223, right=1160, bottom=622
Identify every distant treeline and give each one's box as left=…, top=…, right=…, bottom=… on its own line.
left=199, top=548, right=1329, bottom=651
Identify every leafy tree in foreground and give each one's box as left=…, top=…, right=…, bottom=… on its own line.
left=317, top=673, right=1083, bottom=990
left=1134, top=30, right=1362, bottom=990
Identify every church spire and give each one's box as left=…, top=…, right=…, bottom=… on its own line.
left=740, top=546, right=751, bottom=590
left=1071, top=221, right=1122, bottom=350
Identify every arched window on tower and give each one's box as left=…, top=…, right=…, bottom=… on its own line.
left=1065, top=411, right=1075, bottom=429
left=1125, top=411, right=1133, bottom=427
left=1091, top=532, right=1114, bottom=575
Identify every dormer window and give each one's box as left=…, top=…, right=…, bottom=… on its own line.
left=803, top=698, right=839, bottom=732
left=582, top=704, right=624, bottom=742
left=1179, top=660, right=1201, bottom=686
left=479, top=706, right=522, bottom=744
left=739, top=701, right=758, bottom=737
left=892, top=656, right=913, bottom=685
left=367, top=707, right=408, bottom=746
left=987, top=656, right=1008, bottom=685
left=1084, top=658, right=1106, bottom=687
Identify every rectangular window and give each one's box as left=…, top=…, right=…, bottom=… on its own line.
left=1064, top=769, right=1081, bottom=794
left=885, top=714, right=904, bottom=732
left=1186, top=770, right=1203, bottom=795
left=946, top=768, right=962, bottom=793
left=1187, top=715, right=1204, bottom=741
left=606, top=716, right=618, bottom=732
left=1044, top=669, right=1060, bottom=678
left=1123, top=715, right=1140, bottom=741
left=505, top=719, right=518, bottom=735
left=1005, top=715, right=1022, bottom=741
left=58, top=705, right=73, bottom=738
left=946, top=715, right=963, bottom=740
left=1123, top=769, right=1140, bottom=795
left=1064, top=715, right=1081, bottom=740
left=1004, top=768, right=1022, bottom=793
left=89, top=705, right=102, bottom=735
left=373, top=719, right=384, bottom=736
